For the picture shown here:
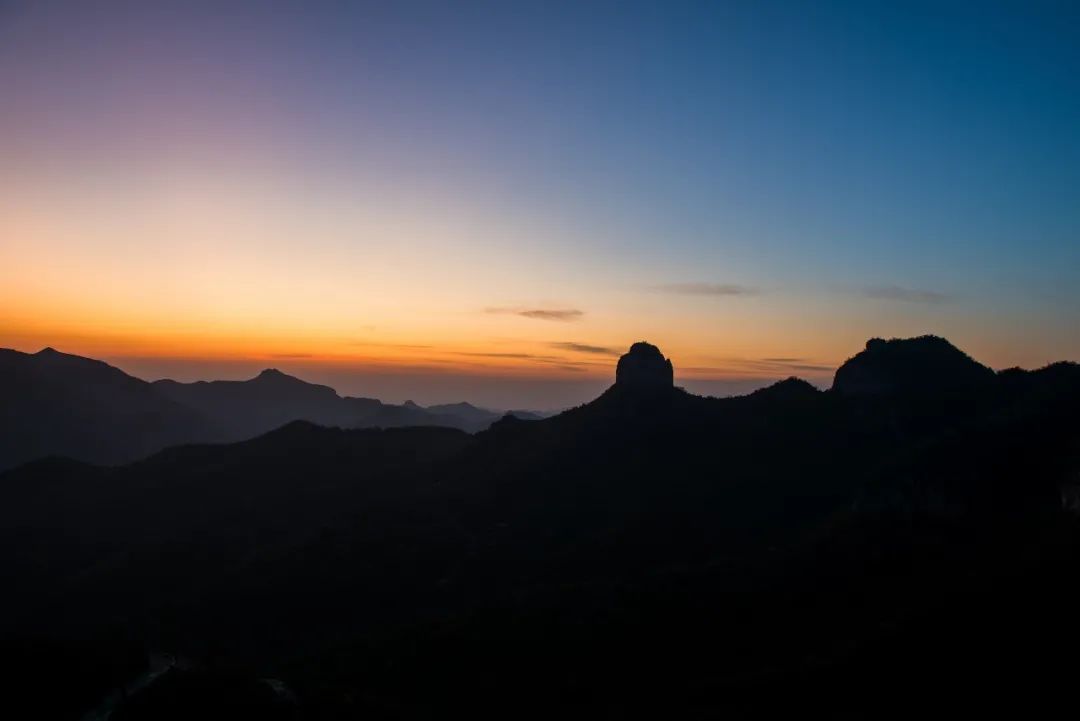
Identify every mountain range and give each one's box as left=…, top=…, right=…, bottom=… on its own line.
left=2, top=335, right=1079, bottom=719
left=0, top=348, right=542, bottom=471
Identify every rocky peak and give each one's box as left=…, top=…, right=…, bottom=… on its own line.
left=831, top=335, right=995, bottom=396
left=615, top=342, right=674, bottom=391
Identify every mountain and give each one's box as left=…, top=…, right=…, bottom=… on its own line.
left=153, top=370, right=529, bottom=438
left=614, top=340, right=674, bottom=390
left=152, top=369, right=345, bottom=441
left=0, top=348, right=211, bottom=471
left=425, top=401, right=546, bottom=428
left=832, top=334, right=996, bottom=395
left=3, top=337, right=1080, bottom=718
left=0, top=350, right=535, bottom=470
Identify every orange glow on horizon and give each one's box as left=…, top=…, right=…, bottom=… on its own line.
left=5, top=167, right=1065, bottom=397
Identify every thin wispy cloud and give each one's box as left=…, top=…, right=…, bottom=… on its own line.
left=696, top=356, right=835, bottom=376
left=455, top=351, right=555, bottom=360
left=347, top=341, right=435, bottom=350
left=549, top=342, right=620, bottom=356
left=651, top=282, right=758, bottom=296
left=453, top=351, right=606, bottom=368
left=485, top=307, right=585, bottom=322
left=556, top=364, right=589, bottom=372
left=770, top=362, right=833, bottom=373
left=862, top=285, right=952, bottom=304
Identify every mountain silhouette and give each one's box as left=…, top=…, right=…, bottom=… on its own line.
left=426, top=401, right=544, bottom=425
left=153, top=369, right=343, bottom=441
left=2, top=337, right=1080, bottom=719
left=0, top=347, right=211, bottom=471
left=0, top=350, right=540, bottom=471
left=832, top=334, right=996, bottom=395
left=154, top=370, right=537, bottom=440
left=614, top=340, right=674, bottom=390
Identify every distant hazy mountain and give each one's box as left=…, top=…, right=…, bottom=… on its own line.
left=153, top=371, right=542, bottom=439
left=152, top=370, right=346, bottom=442
left=4, top=337, right=1079, bottom=718
left=152, top=369, right=455, bottom=441
left=0, top=348, right=212, bottom=471
left=424, top=401, right=546, bottom=427
left=0, top=350, right=537, bottom=470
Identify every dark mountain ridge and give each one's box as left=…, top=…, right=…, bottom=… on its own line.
left=2, top=336, right=1080, bottom=719
left=0, top=349, right=533, bottom=471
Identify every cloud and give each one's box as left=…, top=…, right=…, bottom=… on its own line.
left=862, top=285, right=951, bottom=304
left=452, top=350, right=609, bottom=372
left=549, top=342, right=620, bottom=356
left=696, top=357, right=835, bottom=375
left=775, top=362, right=834, bottom=372
left=268, top=353, right=313, bottom=359
left=754, top=357, right=833, bottom=371
left=651, top=282, right=758, bottom=296
left=521, top=309, right=584, bottom=321
left=455, top=351, right=554, bottom=360
left=485, top=307, right=584, bottom=322
left=555, top=364, right=589, bottom=372
left=347, top=341, right=435, bottom=349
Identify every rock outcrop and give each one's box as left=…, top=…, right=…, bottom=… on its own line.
left=615, top=342, right=674, bottom=391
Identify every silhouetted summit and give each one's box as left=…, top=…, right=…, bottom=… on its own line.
left=615, top=341, right=674, bottom=391
left=831, top=335, right=995, bottom=395
left=254, top=368, right=295, bottom=382
left=750, top=376, right=821, bottom=401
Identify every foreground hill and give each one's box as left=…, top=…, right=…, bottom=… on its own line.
left=0, top=349, right=532, bottom=470
left=1, top=337, right=1079, bottom=719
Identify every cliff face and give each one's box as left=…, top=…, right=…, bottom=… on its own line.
left=831, top=336, right=996, bottom=396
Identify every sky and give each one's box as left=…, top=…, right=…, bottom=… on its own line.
left=1, top=0, right=1078, bottom=409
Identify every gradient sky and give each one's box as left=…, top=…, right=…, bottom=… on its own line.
left=1, top=0, right=1078, bottom=408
